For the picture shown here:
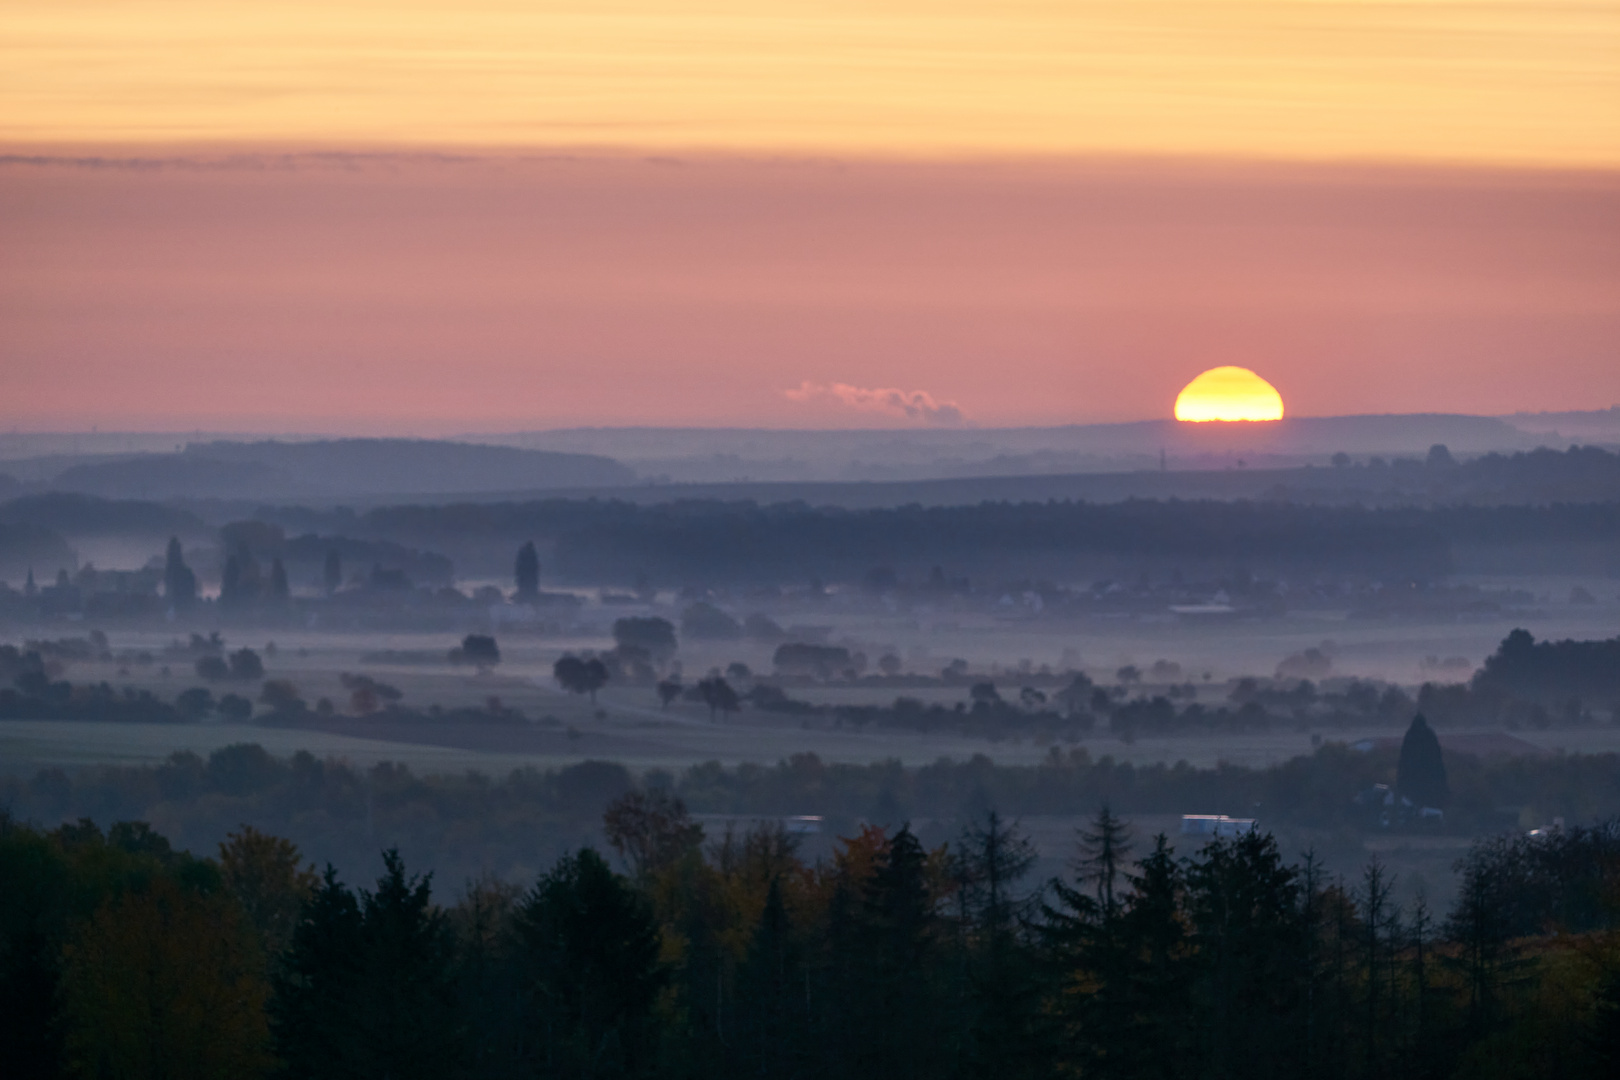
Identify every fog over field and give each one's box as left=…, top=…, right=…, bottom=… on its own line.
left=3, top=429, right=1618, bottom=905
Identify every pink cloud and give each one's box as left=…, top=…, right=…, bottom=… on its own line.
left=785, top=382, right=969, bottom=426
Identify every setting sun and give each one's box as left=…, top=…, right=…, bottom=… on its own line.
left=1174, top=366, right=1285, bottom=422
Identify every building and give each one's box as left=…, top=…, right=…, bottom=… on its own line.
left=1180, top=814, right=1259, bottom=838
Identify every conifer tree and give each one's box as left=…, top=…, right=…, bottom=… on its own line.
left=953, top=811, right=1044, bottom=1079
left=1396, top=714, right=1449, bottom=809
left=352, top=851, right=462, bottom=1080
left=269, top=558, right=290, bottom=602
left=514, top=541, right=540, bottom=601
left=734, top=877, right=804, bottom=1079
left=162, top=537, right=197, bottom=610
left=272, top=867, right=365, bottom=1079
left=516, top=848, right=665, bottom=1079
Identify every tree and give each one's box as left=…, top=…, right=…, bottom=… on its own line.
left=969, top=681, right=1001, bottom=706
left=271, top=867, right=364, bottom=1079
left=851, top=825, right=944, bottom=1078
left=272, top=853, right=462, bottom=1080
left=259, top=679, right=304, bottom=714
left=219, top=826, right=317, bottom=970
left=1077, top=803, right=1133, bottom=918
left=681, top=602, right=743, bottom=640
left=1183, top=831, right=1309, bottom=1080
left=353, top=851, right=464, bottom=1080
left=163, top=537, right=197, bottom=610
left=515, top=848, right=666, bottom=1078
left=268, top=558, right=290, bottom=601
left=733, top=877, right=805, bottom=1078
left=228, top=647, right=265, bottom=681
left=340, top=673, right=402, bottom=715
left=554, top=655, right=609, bottom=704
left=220, top=546, right=264, bottom=607
left=514, top=541, right=540, bottom=601
left=1055, top=673, right=1095, bottom=717
left=656, top=678, right=682, bottom=710
left=1396, top=713, right=1449, bottom=809
left=602, top=789, right=704, bottom=879
left=612, top=616, right=677, bottom=661
left=449, top=634, right=501, bottom=670
left=697, top=676, right=740, bottom=719
left=953, top=811, right=1045, bottom=1079
left=195, top=655, right=230, bottom=681
left=61, top=878, right=273, bottom=1080
left=323, top=549, right=342, bottom=596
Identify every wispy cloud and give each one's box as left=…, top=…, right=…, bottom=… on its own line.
left=784, top=381, right=968, bottom=426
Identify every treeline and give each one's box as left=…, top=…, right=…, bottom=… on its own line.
left=750, top=673, right=1423, bottom=740
left=1413, top=630, right=1620, bottom=728
left=6, top=741, right=1620, bottom=888
left=4, top=803, right=1618, bottom=1080
left=8, top=489, right=1619, bottom=593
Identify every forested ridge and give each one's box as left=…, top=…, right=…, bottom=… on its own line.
left=4, top=798, right=1617, bottom=1080
left=7, top=740, right=1620, bottom=888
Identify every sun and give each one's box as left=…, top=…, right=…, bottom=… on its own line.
left=1174, top=366, right=1285, bottom=422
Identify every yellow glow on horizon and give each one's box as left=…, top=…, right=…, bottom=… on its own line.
left=1174, top=367, right=1285, bottom=423
left=1, top=2, right=1618, bottom=166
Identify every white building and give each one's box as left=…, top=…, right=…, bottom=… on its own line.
left=1180, top=814, right=1259, bottom=838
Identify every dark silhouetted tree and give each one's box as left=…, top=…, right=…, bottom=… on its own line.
left=612, top=616, right=677, bottom=661
left=514, top=541, right=540, bottom=601
left=697, top=676, right=740, bottom=719
left=228, top=648, right=265, bottom=681
left=323, top=549, right=342, bottom=596
left=515, top=848, right=665, bottom=1079
left=681, top=602, right=742, bottom=640
left=450, top=634, right=501, bottom=670
left=195, top=655, right=230, bottom=681
left=271, top=867, right=365, bottom=1078
left=554, top=655, right=609, bottom=704
left=273, top=853, right=461, bottom=1080
left=1397, top=713, right=1449, bottom=809
left=162, top=537, right=197, bottom=610
left=733, top=877, right=804, bottom=1077
left=269, top=558, right=290, bottom=602
left=954, top=811, right=1045, bottom=1079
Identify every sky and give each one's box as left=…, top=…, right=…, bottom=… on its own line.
left=2, top=1, right=1618, bottom=430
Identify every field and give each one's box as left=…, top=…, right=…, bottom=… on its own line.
left=5, top=571, right=1619, bottom=780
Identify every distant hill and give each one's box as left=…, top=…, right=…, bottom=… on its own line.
left=483, top=413, right=1548, bottom=483
left=46, top=439, right=636, bottom=500
left=0, top=492, right=207, bottom=539
left=324, top=445, right=1620, bottom=513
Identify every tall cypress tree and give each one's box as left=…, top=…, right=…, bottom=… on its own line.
left=1396, top=714, right=1449, bottom=810
left=269, top=558, right=290, bottom=602
left=162, top=537, right=197, bottom=610
left=514, top=542, right=540, bottom=601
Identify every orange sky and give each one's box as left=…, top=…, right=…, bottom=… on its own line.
left=5, top=154, right=1615, bottom=430
left=6, top=1, right=1619, bottom=166
left=2, top=3, right=1618, bottom=430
